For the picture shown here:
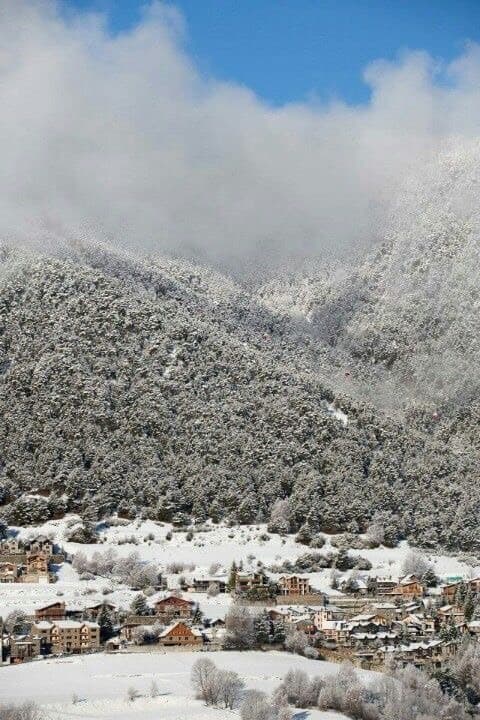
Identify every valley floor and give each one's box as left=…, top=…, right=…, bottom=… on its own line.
left=0, top=650, right=353, bottom=720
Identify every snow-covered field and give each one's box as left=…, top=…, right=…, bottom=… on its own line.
left=0, top=516, right=475, bottom=619
left=0, top=651, right=354, bottom=719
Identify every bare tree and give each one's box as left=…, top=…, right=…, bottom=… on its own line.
left=0, top=702, right=45, bottom=720
left=284, top=630, right=308, bottom=655
left=191, top=658, right=218, bottom=705
left=240, top=690, right=277, bottom=720
left=401, top=550, right=432, bottom=579
left=150, top=680, right=160, bottom=698
left=224, top=605, right=256, bottom=649
left=216, top=669, right=245, bottom=709
left=207, top=582, right=219, bottom=597
left=126, top=686, right=140, bottom=702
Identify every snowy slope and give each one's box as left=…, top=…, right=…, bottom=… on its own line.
left=0, top=651, right=359, bottom=719
left=0, top=517, right=475, bottom=619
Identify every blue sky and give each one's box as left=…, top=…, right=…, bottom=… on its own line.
left=64, top=0, right=480, bottom=105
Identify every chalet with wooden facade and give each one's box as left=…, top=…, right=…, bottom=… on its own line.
left=192, top=577, right=226, bottom=593
left=278, top=575, right=311, bottom=596
left=389, top=575, right=425, bottom=599
left=158, top=621, right=203, bottom=646
left=35, top=602, right=66, bottom=622
left=154, top=595, right=195, bottom=620
left=0, top=561, right=20, bottom=583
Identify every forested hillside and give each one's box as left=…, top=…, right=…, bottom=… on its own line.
left=258, top=140, right=480, bottom=412
left=0, top=241, right=479, bottom=551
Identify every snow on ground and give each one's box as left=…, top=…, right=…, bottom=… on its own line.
left=0, top=651, right=359, bottom=719
left=1, top=517, right=476, bottom=619
left=326, top=403, right=348, bottom=426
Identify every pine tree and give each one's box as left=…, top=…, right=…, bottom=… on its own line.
left=295, top=521, right=313, bottom=546
left=464, top=587, right=475, bottom=622
left=97, top=603, right=114, bottom=642
left=455, top=582, right=467, bottom=606
left=192, top=604, right=203, bottom=625
left=130, top=593, right=150, bottom=616
left=272, top=620, right=286, bottom=645
left=254, top=611, right=271, bottom=645
left=227, top=561, right=238, bottom=592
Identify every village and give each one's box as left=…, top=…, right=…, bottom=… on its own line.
left=1, top=532, right=480, bottom=676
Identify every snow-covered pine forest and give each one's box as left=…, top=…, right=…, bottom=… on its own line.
left=1, top=140, right=480, bottom=553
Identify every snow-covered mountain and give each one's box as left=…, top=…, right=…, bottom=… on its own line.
left=0, top=223, right=479, bottom=551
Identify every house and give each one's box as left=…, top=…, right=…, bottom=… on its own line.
left=85, top=603, right=116, bottom=620
left=348, top=613, right=388, bottom=628
left=390, top=575, right=425, bottom=599
left=0, top=538, right=24, bottom=555
left=32, top=620, right=100, bottom=654
left=120, top=616, right=158, bottom=642
left=159, top=621, right=203, bottom=646
left=26, top=553, right=49, bottom=574
left=24, top=536, right=53, bottom=557
left=468, top=577, right=480, bottom=593
left=346, top=614, right=390, bottom=640
left=441, top=581, right=462, bottom=603
left=9, top=635, right=43, bottom=663
left=402, top=601, right=422, bottom=616
left=289, top=616, right=316, bottom=635
left=105, top=637, right=122, bottom=652
left=394, top=614, right=423, bottom=637
left=278, top=575, right=312, bottom=596
left=35, top=602, right=66, bottom=622
left=370, top=603, right=400, bottom=622
left=320, top=620, right=351, bottom=645
left=351, top=630, right=398, bottom=648
left=22, top=552, right=52, bottom=584
left=192, top=577, right=226, bottom=593
left=467, top=621, right=480, bottom=637
left=443, top=577, right=480, bottom=599
left=0, top=562, right=20, bottom=583
left=421, top=616, right=438, bottom=635
left=267, top=609, right=289, bottom=624
left=381, top=639, right=457, bottom=670
left=9, top=638, right=37, bottom=663
left=314, top=605, right=345, bottom=629
left=437, top=605, right=465, bottom=626
left=235, top=572, right=270, bottom=594
left=31, top=620, right=100, bottom=654
left=154, top=595, right=195, bottom=620
left=340, top=575, right=369, bottom=595
left=375, top=578, right=398, bottom=594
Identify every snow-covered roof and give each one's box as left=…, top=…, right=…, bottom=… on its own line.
left=193, top=575, right=227, bottom=582
left=159, top=621, right=202, bottom=638
left=400, top=574, right=421, bottom=585
left=322, top=620, right=348, bottom=631
left=374, top=603, right=397, bottom=610
left=382, top=639, right=443, bottom=653
left=402, top=614, right=423, bottom=624
left=279, top=574, right=310, bottom=580
left=315, top=605, right=342, bottom=615
left=52, top=620, right=83, bottom=629
left=353, top=632, right=397, bottom=640
left=34, top=621, right=53, bottom=630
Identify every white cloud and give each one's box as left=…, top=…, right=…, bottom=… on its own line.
left=0, top=0, right=479, bottom=269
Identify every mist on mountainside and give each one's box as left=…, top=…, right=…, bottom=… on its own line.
left=257, top=138, right=480, bottom=411
left=0, top=2, right=480, bottom=273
